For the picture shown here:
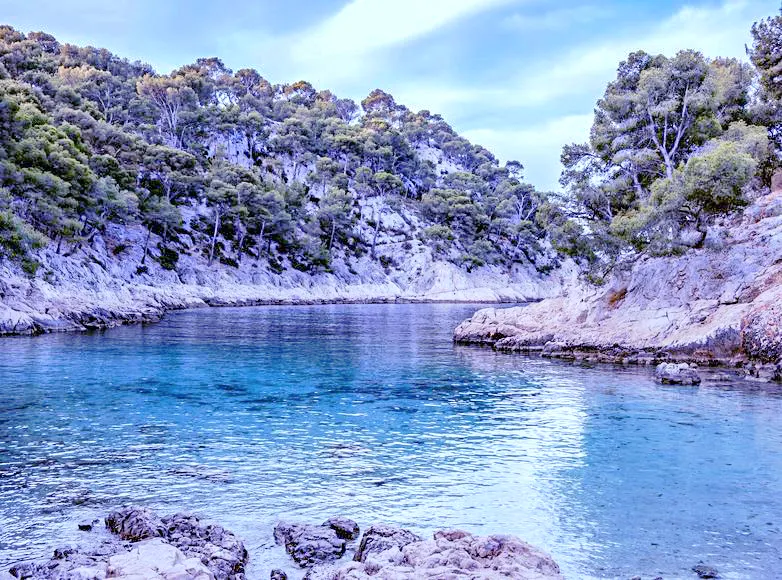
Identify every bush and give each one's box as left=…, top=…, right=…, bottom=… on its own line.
left=157, top=246, right=179, bottom=270
left=421, top=225, right=454, bottom=256
left=379, top=255, right=395, bottom=269
left=21, top=258, right=40, bottom=276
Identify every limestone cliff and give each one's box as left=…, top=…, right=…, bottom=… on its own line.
left=0, top=211, right=569, bottom=335
left=454, top=191, right=782, bottom=379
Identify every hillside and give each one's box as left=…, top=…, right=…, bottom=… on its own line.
left=0, top=26, right=564, bottom=333
left=454, top=189, right=782, bottom=379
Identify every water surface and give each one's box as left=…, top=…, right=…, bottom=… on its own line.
left=1, top=304, right=781, bottom=578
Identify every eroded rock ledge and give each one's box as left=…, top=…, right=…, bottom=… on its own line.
left=275, top=520, right=562, bottom=580
left=9, top=507, right=248, bottom=580
left=454, top=192, right=782, bottom=382
left=8, top=510, right=562, bottom=580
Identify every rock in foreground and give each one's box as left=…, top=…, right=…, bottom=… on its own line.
left=307, top=528, right=562, bottom=579
left=9, top=507, right=248, bottom=580
left=274, top=519, right=357, bottom=568
left=352, top=524, right=422, bottom=562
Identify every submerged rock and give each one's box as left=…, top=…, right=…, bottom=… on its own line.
left=274, top=521, right=347, bottom=568
left=78, top=519, right=99, bottom=532
left=655, top=363, right=702, bottom=385
left=692, top=562, right=720, bottom=578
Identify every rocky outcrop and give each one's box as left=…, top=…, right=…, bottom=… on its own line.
left=322, top=518, right=361, bottom=541
left=106, top=507, right=165, bottom=541
left=306, top=528, right=562, bottom=580
left=454, top=192, right=782, bottom=379
left=0, top=217, right=570, bottom=336
left=655, top=363, right=702, bottom=385
left=10, top=538, right=213, bottom=579
left=352, top=524, right=421, bottom=562
left=692, top=562, right=720, bottom=578
left=9, top=507, right=248, bottom=580
left=274, top=520, right=358, bottom=568
left=161, top=513, right=248, bottom=578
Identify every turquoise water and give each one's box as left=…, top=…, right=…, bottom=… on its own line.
left=1, top=304, right=781, bottom=579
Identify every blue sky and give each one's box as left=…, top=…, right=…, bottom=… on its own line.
left=4, top=0, right=779, bottom=190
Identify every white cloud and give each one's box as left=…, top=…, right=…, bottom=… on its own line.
left=511, top=0, right=767, bottom=106
left=502, top=4, right=614, bottom=31
left=292, top=0, right=517, bottom=59
left=397, top=0, right=771, bottom=113
left=463, top=114, right=593, bottom=191
left=222, top=0, right=522, bottom=84
left=395, top=0, right=776, bottom=190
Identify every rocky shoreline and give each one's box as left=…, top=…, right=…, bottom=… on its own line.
left=454, top=191, right=782, bottom=382
left=5, top=507, right=564, bottom=580
left=0, top=221, right=570, bottom=337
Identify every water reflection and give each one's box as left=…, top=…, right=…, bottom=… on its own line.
left=0, top=304, right=781, bottom=579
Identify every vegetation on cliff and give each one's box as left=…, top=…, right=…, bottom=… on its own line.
left=544, top=8, right=782, bottom=282
left=0, top=26, right=548, bottom=277
left=1, top=7, right=781, bottom=283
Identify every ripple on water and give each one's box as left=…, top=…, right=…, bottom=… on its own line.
left=1, top=304, right=782, bottom=579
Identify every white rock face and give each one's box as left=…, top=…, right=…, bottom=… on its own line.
left=309, top=529, right=563, bottom=580
left=107, top=539, right=214, bottom=579
left=655, top=363, right=702, bottom=385
left=0, top=212, right=571, bottom=334
left=454, top=191, right=782, bottom=371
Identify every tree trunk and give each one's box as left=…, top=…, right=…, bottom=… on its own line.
left=208, top=209, right=220, bottom=266
left=256, top=221, right=266, bottom=262
left=237, top=231, right=245, bottom=263
left=141, top=227, right=151, bottom=265
left=694, top=217, right=707, bottom=249
left=662, top=151, right=674, bottom=180
left=371, top=212, right=381, bottom=259
left=329, top=221, right=336, bottom=250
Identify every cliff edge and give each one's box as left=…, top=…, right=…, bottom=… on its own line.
left=454, top=191, right=782, bottom=379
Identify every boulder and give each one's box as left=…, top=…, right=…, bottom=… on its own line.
left=270, top=570, right=288, bottom=580
left=107, top=538, right=213, bottom=578
left=106, top=506, right=165, bottom=541
left=161, top=512, right=248, bottom=579
left=353, top=524, right=422, bottom=562
left=308, top=528, right=562, bottom=579
left=10, top=508, right=248, bottom=580
left=274, top=521, right=346, bottom=568
left=78, top=519, right=99, bottom=532
left=655, top=362, right=702, bottom=385
left=692, top=562, right=719, bottom=578
left=322, top=517, right=360, bottom=541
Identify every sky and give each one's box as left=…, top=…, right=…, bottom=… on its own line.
left=3, top=0, right=779, bottom=191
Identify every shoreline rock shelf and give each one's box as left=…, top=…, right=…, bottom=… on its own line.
left=8, top=510, right=563, bottom=580
left=453, top=192, right=782, bottom=382
left=274, top=520, right=562, bottom=580
left=9, top=507, right=248, bottom=580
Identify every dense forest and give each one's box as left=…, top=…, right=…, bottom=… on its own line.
left=0, top=26, right=546, bottom=277
left=1, top=7, right=781, bottom=281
